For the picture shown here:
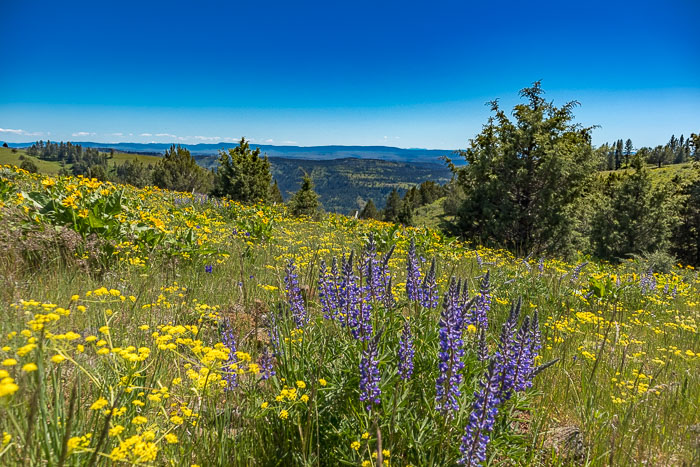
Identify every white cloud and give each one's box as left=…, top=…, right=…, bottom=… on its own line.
left=282, top=140, right=298, bottom=145
left=265, top=138, right=274, bottom=143
left=193, top=135, right=221, bottom=142
left=155, top=133, right=177, bottom=138
left=140, top=133, right=152, bottom=137
left=72, top=131, right=95, bottom=137
left=0, top=128, right=24, bottom=134
left=111, top=132, right=123, bottom=137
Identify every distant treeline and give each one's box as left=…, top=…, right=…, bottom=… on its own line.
left=599, top=134, right=695, bottom=170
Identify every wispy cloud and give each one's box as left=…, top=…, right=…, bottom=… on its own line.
left=0, top=127, right=24, bottom=134
left=282, top=140, right=298, bottom=145
left=265, top=138, right=274, bottom=143
left=110, top=132, right=123, bottom=137
left=193, top=135, right=221, bottom=142
left=140, top=133, right=152, bottom=137
left=155, top=133, right=177, bottom=138
left=72, top=131, right=96, bottom=137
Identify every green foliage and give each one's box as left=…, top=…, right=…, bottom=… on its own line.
left=288, top=174, right=321, bottom=218
left=359, top=199, right=380, bottom=220
left=590, top=156, right=679, bottom=262
left=383, top=188, right=402, bottom=222
left=671, top=166, right=700, bottom=265
left=152, top=144, right=213, bottom=193
left=396, top=200, right=414, bottom=226
left=19, top=159, right=38, bottom=173
left=212, top=138, right=272, bottom=204
left=450, top=82, right=597, bottom=257
left=269, top=179, right=284, bottom=204
left=111, top=159, right=153, bottom=187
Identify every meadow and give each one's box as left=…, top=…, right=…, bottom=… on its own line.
left=0, top=164, right=698, bottom=466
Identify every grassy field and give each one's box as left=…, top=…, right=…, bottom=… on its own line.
left=0, top=164, right=698, bottom=466
left=0, top=147, right=161, bottom=175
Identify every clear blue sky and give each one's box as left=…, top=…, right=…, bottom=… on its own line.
left=1, top=0, right=698, bottom=149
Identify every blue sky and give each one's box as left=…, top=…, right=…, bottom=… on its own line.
left=1, top=0, right=698, bottom=149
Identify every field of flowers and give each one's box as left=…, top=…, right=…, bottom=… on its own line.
left=0, top=164, right=698, bottom=466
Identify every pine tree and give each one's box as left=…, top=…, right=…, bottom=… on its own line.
left=397, top=201, right=414, bottom=226
left=591, top=155, right=678, bottom=261
left=289, top=174, right=320, bottom=217
left=450, top=82, right=596, bottom=256
left=269, top=180, right=284, bottom=204
left=383, top=189, right=402, bottom=223
left=615, top=139, right=623, bottom=169
left=213, top=138, right=272, bottom=203
left=359, top=199, right=380, bottom=220
left=624, top=139, right=633, bottom=166
left=152, top=144, right=213, bottom=193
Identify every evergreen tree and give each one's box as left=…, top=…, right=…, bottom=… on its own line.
left=624, top=139, right=633, bottom=165
left=671, top=170, right=700, bottom=266
left=591, top=155, right=678, bottom=261
left=269, top=180, right=284, bottom=204
left=19, top=159, right=38, bottom=173
left=359, top=199, right=380, bottom=220
left=397, top=201, right=414, bottom=226
left=647, top=145, right=672, bottom=168
left=213, top=138, right=272, bottom=203
left=152, top=144, right=213, bottom=193
left=288, top=174, right=320, bottom=217
left=449, top=82, right=596, bottom=257
left=690, top=133, right=700, bottom=161
left=383, top=188, right=402, bottom=223
left=615, top=139, right=623, bottom=169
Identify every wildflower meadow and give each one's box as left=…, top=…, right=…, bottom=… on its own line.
left=0, top=164, right=698, bottom=466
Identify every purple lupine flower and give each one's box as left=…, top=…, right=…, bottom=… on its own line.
left=470, top=271, right=491, bottom=330
left=509, top=317, right=534, bottom=394
left=476, top=329, right=489, bottom=362
left=459, top=361, right=501, bottom=466
left=284, top=259, right=307, bottom=328
left=475, top=252, right=483, bottom=268
left=364, top=236, right=389, bottom=303
left=570, top=262, right=588, bottom=282
left=435, top=277, right=465, bottom=416
left=338, top=252, right=373, bottom=341
left=419, top=258, right=439, bottom=309
left=221, top=320, right=239, bottom=390
left=359, top=332, right=382, bottom=412
left=492, top=298, right=522, bottom=396
left=318, top=260, right=340, bottom=320
left=398, top=321, right=415, bottom=380
left=205, top=264, right=213, bottom=273
left=258, top=347, right=275, bottom=381
left=538, top=257, right=544, bottom=274
left=406, top=239, right=422, bottom=302
left=640, top=268, right=656, bottom=294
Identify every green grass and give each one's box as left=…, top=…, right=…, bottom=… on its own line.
left=0, top=148, right=162, bottom=178
left=0, top=147, right=63, bottom=174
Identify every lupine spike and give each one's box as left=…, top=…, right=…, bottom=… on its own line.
left=398, top=321, right=415, bottom=380
left=359, top=331, right=382, bottom=411
left=435, top=277, right=466, bottom=416
left=459, top=361, right=501, bottom=466
left=284, top=259, right=307, bottom=328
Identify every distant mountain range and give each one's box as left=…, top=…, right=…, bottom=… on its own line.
left=5, top=141, right=461, bottom=165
